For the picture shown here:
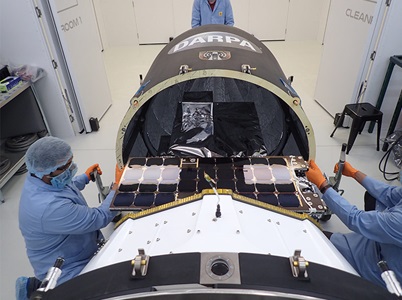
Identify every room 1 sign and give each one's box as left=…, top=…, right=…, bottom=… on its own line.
left=61, top=16, right=83, bottom=32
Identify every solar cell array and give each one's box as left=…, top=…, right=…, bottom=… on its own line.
left=110, top=156, right=321, bottom=211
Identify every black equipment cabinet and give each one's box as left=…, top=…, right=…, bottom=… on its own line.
left=0, top=81, right=48, bottom=202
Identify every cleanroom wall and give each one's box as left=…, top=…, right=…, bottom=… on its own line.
left=95, top=0, right=330, bottom=47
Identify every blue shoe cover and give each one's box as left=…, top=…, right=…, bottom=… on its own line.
left=15, top=276, right=29, bottom=300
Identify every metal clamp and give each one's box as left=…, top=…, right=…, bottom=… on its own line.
left=289, top=250, right=309, bottom=280
left=378, top=260, right=402, bottom=296
left=241, top=64, right=256, bottom=74
left=179, top=65, right=192, bottom=74
left=131, top=249, right=150, bottom=278
left=37, top=257, right=65, bottom=292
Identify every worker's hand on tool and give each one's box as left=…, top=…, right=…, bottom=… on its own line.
left=333, top=161, right=358, bottom=178
left=306, top=160, right=327, bottom=189
left=85, top=163, right=102, bottom=180
left=115, top=163, right=124, bottom=185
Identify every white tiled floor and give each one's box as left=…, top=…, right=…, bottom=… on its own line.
left=0, top=41, right=399, bottom=299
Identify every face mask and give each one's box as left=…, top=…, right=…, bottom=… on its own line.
left=50, top=162, right=78, bottom=189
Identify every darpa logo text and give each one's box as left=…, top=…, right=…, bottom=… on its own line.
left=168, top=32, right=262, bottom=54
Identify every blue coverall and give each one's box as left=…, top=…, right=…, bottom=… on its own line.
left=323, top=176, right=402, bottom=288
left=19, top=173, right=117, bottom=285
left=192, top=0, right=234, bottom=28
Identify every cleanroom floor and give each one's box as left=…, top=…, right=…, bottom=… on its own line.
left=0, top=40, right=399, bottom=299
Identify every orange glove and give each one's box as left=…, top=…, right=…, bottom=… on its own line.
left=306, top=160, right=327, bottom=189
left=85, top=163, right=102, bottom=180
left=334, top=161, right=358, bottom=178
left=115, top=163, right=124, bottom=184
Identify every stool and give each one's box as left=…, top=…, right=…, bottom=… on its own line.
left=330, top=102, right=382, bottom=154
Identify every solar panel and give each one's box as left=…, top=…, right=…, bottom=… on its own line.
left=110, top=156, right=322, bottom=214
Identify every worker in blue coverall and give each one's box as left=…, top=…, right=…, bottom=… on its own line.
left=16, top=136, right=123, bottom=299
left=192, top=0, right=234, bottom=28
left=306, top=160, right=402, bottom=289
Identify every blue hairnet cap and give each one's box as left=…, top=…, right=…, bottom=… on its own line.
left=26, top=136, right=73, bottom=178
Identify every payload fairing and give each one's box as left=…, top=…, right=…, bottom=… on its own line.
left=32, top=25, right=396, bottom=300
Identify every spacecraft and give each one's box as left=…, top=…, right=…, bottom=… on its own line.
left=32, top=25, right=397, bottom=299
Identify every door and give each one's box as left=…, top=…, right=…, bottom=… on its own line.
left=314, top=0, right=377, bottom=117
left=354, top=0, right=402, bottom=132
left=134, top=0, right=175, bottom=44
left=248, top=0, right=288, bottom=40
left=231, top=0, right=251, bottom=33
left=45, top=0, right=112, bottom=132
left=172, top=0, right=193, bottom=38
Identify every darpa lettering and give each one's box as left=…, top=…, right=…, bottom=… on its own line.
left=172, top=34, right=258, bottom=53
